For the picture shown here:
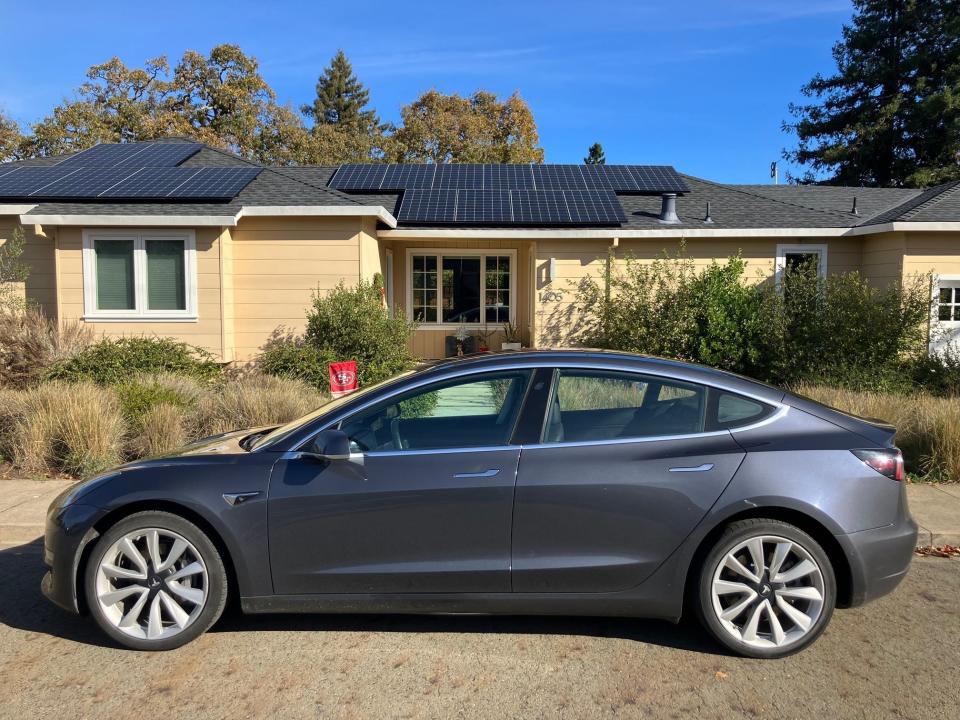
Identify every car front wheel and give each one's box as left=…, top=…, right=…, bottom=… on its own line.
left=696, top=519, right=836, bottom=658
left=84, top=511, right=228, bottom=651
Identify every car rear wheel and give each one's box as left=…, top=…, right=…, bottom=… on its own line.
left=696, top=519, right=836, bottom=658
left=84, top=511, right=228, bottom=651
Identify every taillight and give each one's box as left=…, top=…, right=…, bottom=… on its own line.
left=851, top=448, right=904, bottom=481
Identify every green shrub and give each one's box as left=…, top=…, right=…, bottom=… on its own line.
left=574, top=246, right=932, bottom=390
left=45, top=337, right=221, bottom=385
left=256, top=331, right=334, bottom=391
left=304, top=278, right=418, bottom=386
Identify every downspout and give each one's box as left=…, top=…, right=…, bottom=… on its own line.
left=217, top=226, right=229, bottom=364
left=604, top=237, right=619, bottom=344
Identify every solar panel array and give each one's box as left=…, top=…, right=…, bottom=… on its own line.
left=399, top=189, right=627, bottom=225
left=0, top=165, right=261, bottom=201
left=330, top=163, right=688, bottom=193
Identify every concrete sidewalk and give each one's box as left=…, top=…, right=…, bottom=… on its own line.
left=1, top=478, right=959, bottom=548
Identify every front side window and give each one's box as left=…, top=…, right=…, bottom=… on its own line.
left=544, top=370, right=707, bottom=443
left=339, top=370, right=531, bottom=452
left=83, top=230, right=194, bottom=319
left=775, top=244, right=827, bottom=287
left=410, top=251, right=513, bottom=325
left=937, top=280, right=960, bottom=323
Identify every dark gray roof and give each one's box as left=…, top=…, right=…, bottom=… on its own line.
left=6, top=139, right=960, bottom=228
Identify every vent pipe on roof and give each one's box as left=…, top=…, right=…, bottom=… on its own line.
left=658, top=193, right=680, bottom=224
left=851, top=196, right=859, bottom=215
left=704, top=201, right=714, bottom=224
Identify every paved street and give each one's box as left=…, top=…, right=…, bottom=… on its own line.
left=0, top=535, right=957, bottom=720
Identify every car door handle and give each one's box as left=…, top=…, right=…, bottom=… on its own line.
left=668, top=463, right=715, bottom=473
left=454, top=469, right=501, bottom=478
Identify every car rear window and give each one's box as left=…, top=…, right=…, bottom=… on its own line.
left=709, top=391, right=776, bottom=430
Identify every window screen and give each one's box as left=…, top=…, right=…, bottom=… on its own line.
left=94, top=240, right=135, bottom=310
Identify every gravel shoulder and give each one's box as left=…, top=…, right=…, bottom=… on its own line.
left=0, top=539, right=957, bottom=720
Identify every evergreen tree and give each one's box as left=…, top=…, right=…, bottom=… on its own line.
left=784, top=0, right=960, bottom=187
left=302, top=50, right=378, bottom=129
left=584, top=142, right=606, bottom=164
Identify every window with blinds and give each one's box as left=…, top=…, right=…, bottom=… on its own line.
left=146, top=240, right=186, bottom=310
left=93, top=240, right=135, bottom=310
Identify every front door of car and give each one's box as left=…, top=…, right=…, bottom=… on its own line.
left=511, top=368, right=747, bottom=593
left=268, top=369, right=532, bottom=595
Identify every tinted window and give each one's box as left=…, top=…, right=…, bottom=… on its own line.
left=712, top=391, right=774, bottom=429
left=339, top=371, right=531, bottom=452
left=544, top=370, right=706, bottom=443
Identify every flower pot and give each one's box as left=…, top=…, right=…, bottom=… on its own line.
left=501, top=342, right=522, bottom=351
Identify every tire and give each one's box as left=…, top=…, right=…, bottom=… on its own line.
left=695, top=518, right=836, bottom=659
left=84, top=511, right=228, bottom=651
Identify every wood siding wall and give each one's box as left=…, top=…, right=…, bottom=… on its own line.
left=0, top=217, right=56, bottom=315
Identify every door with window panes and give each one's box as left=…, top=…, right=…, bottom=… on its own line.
left=410, top=252, right=512, bottom=326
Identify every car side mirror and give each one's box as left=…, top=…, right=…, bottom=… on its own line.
left=305, top=429, right=351, bottom=461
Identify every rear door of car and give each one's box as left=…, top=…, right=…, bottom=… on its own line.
left=511, top=367, right=748, bottom=593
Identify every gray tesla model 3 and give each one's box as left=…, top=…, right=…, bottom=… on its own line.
left=41, top=350, right=917, bottom=657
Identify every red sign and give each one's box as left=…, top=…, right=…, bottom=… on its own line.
left=329, top=361, right=358, bottom=398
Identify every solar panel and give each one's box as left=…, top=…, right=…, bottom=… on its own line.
left=381, top=164, right=435, bottom=190
left=0, top=167, right=81, bottom=198
left=399, top=189, right=457, bottom=222
left=434, top=164, right=485, bottom=190
left=396, top=188, right=625, bottom=225
left=456, top=190, right=513, bottom=223
left=531, top=165, right=586, bottom=191
left=31, top=167, right=141, bottom=198
left=99, top=167, right=201, bottom=198
left=163, top=167, right=262, bottom=199
left=486, top=165, right=535, bottom=190
left=58, top=142, right=203, bottom=168
left=329, top=164, right=387, bottom=190
left=624, top=165, right=689, bottom=193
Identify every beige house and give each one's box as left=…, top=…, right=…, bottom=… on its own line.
left=3, top=139, right=960, bottom=361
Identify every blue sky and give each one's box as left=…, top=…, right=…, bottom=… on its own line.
left=0, top=0, right=853, bottom=182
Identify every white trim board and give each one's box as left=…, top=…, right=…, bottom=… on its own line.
left=774, top=243, right=828, bottom=285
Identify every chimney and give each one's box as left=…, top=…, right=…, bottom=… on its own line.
left=658, top=193, right=680, bottom=224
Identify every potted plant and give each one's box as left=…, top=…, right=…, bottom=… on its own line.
left=455, top=325, right=471, bottom=356
left=501, top=321, right=522, bottom=351
left=476, top=325, right=494, bottom=353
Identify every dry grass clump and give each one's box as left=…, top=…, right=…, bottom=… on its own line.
left=0, top=381, right=125, bottom=478
left=194, top=374, right=327, bottom=437
left=128, top=402, right=187, bottom=459
left=793, top=382, right=960, bottom=481
left=0, top=308, right=94, bottom=388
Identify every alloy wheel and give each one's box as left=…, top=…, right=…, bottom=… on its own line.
left=710, top=534, right=825, bottom=650
left=94, top=527, right=209, bottom=641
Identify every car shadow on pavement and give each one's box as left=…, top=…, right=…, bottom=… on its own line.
left=0, top=539, right=725, bottom=656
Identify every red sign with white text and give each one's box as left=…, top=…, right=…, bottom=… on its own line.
left=329, top=361, right=358, bottom=398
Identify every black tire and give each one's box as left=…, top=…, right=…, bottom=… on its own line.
left=695, top=518, right=836, bottom=659
left=84, top=511, right=228, bottom=651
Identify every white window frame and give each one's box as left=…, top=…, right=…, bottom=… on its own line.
left=775, top=243, right=828, bottom=287
left=933, top=275, right=960, bottom=328
left=405, top=248, right=517, bottom=329
left=82, top=228, right=197, bottom=322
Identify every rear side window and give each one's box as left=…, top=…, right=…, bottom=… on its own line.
left=710, top=391, right=776, bottom=429
left=544, top=370, right=707, bottom=443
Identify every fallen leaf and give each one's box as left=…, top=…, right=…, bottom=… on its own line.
left=914, top=544, right=960, bottom=558
left=715, top=671, right=729, bottom=680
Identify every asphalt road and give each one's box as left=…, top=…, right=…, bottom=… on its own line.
left=0, top=541, right=957, bottom=720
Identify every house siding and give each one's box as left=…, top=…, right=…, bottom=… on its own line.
left=229, top=216, right=366, bottom=361
left=0, top=216, right=57, bottom=315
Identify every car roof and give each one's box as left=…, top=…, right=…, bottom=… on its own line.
left=414, top=349, right=786, bottom=403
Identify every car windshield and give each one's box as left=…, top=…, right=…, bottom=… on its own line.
left=248, top=369, right=422, bottom=451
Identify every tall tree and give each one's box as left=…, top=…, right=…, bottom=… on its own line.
left=301, top=50, right=386, bottom=163
left=784, top=0, right=960, bottom=187
left=25, top=45, right=313, bottom=164
left=0, top=109, right=24, bottom=162
left=584, top=142, right=606, bottom=164
left=392, top=90, right=544, bottom=163
left=303, top=50, right=377, bottom=127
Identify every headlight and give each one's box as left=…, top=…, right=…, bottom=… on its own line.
left=60, top=471, right=122, bottom=507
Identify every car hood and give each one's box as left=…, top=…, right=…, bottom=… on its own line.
left=136, top=426, right=277, bottom=461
